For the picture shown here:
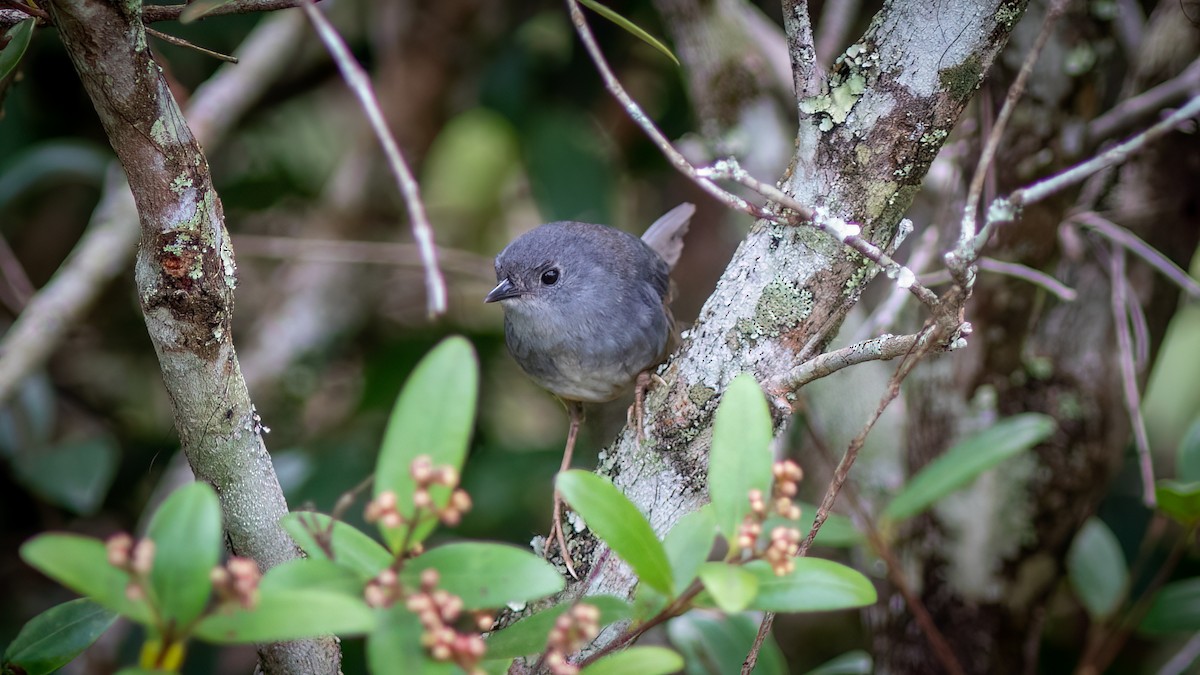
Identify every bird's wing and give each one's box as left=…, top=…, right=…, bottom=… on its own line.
left=640, top=202, right=695, bottom=270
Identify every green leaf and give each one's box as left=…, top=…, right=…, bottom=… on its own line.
left=745, top=559, right=876, bottom=612
left=145, top=482, right=223, bottom=628
left=667, top=611, right=787, bottom=675
left=12, top=437, right=119, bottom=516
left=804, top=650, right=873, bottom=675
left=367, top=605, right=457, bottom=675
left=882, top=413, right=1055, bottom=522
left=576, top=0, right=679, bottom=66
left=580, top=646, right=683, bottom=675
left=796, top=504, right=862, bottom=548
left=375, top=336, right=479, bottom=553
left=1155, top=479, right=1200, bottom=526
left=193, top=590, right=375, bottom=643
left=709, top=373, right=774, bottom=553
left=401, top=543, right=564, bottom=609
left=281, top=512, right=392, bottom=579
left=1066, top=517, right=1127, bottom=620
left=259, top=558, right=364, bottom=597
left=484, top=596, right=632, bottom=660
left=20, top=534, right=152, bottom=624
left=3, top=598, right=117, bottom=675
left=697, top=562, right=759, bottom=613
left=0, top=18, right=34, bottom=81
left=557, top=470, right=673, bottom=595
left=1140, top=577, right=1200, bottom=633
left=664, top=507, right=717, bottom=595
left=1179, top=418, right=1200, bottom=483
left=178, top=0, right=237, bottom=23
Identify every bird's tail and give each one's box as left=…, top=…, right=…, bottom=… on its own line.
left=641, top=202, right=695, bottom=270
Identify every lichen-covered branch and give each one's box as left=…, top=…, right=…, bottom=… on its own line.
left=41, top=0, right=338, bottom=671
left=556, top=0, right=1027, bottom=638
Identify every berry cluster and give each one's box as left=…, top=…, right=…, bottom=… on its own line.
left=405, top=569, right=490, bottom=674
left=210, top=557, right=262, bottom=609
left=735, top=459, right=806, bottom=575
left=544, top=603, right=600, bottom=675
left=105, top=533, right=155, bottom=602
left=364, top=455, right=473, bottom=529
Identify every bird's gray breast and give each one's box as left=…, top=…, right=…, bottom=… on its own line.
left=504, top=279, right=669, bottom=403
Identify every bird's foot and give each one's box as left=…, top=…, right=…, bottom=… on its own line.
left=544, top=490, right=579, bottom=580
left=627, top=371, right=667, bottom=441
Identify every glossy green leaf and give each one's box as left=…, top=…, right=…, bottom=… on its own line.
left=557, top=470, right=673, bottom=595
left=576, top=0, right=679, bottom=65
left=709, top=373, right=774, bottom=553
left=401, top=542, right=564, bottom=609
left=3, top=598, right=117, bottom=675
left=193, top=590, right=375, bottom=643
left=667, top=611, right=787, bottom=675
left=697, top=562, right=759, bottom=613
left=281, top=511, right=392, bottom=579
left=1155, top=479, right=1200, bottom=526
left=375, top=336, right=479, bottom=553
left=796, top=504, right=863, bottom=548
left=745, top=559, right=876, bottom=612
left=12, top=436, right=119, bottom=515
left=580, top=646, right=683, bottom=675
left=804, top=650, right=873, bottom=675
left=259, top=558, right=364, bottom=597
left=480, top=658, right=516, bottom=675
left=1140, top=577, right=1200, bottom=633
left=664, top=507, right=717, bottom=595
left=20, top=534, right=152, bottom=624
left=145, top=482, right=223, bottom=628
left=1066, top=517, right=1127, bottom=620
left=367, top=605, right=456, bottom=675
left=882, top=414, right=1055, bottom=522
left=1179, top=418, right=1200, bottom=482
left=0, top=18, right=34, bottom=82
left=484, top=596, right=632, bottom=660
left=178, top=0, right=237, bottom=23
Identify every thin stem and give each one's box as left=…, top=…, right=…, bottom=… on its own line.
left=564, top=0, right=762, bottom=217
left=1073, top=212, right=1200, bottom=299
left=962, top=0, right=1067, bottom=252
left=977, top=257, right=1078, bottom=302
left=146, top=26, right=238, bottom=63
left=298, top=0, right=447, bottom=318
left=1108, top=245, right=1156, bottom=507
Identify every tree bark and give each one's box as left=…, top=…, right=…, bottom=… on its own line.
left=42, top=0, right=340, bottom=671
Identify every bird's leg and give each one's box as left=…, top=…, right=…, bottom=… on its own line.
left=546, top=400, right=582, bottom=579
left=627, top=370, right=668, bottom=441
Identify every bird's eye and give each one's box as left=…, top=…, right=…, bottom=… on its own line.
left=540, top=269, right=560, bottom=286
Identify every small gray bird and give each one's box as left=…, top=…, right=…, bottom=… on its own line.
left=484, top=202, right=694, bottom=572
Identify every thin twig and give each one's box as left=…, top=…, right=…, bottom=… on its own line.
left=745, top=325, right=948, bottom=675
left=298, top=0, right=447, bottom=319
left=0, top=0, right=46, bottom=20
left=855, top=226, right=941, bottom=340
left=797, top=401, right=967, bottom=675
left=977, top=257, right=1078, bottom=302
left=1072, top=212, right=1200, bottom=299
left=140, top=0, right=311, bottom=23
left=1086, top=58, right=1200, bottom=146
left=699, top=158, right=941, bottom=308
left=961, top=0, right=1068, bottom=252
left=146, top=26, right=238, bottom=63
left=1108, top=245, right=1156, bottom=507
left=564, top=0, right=762, bottom=217
left=768, top=331, right=924, bottom=399
left=0, top=231, right=34, bottom=309
left=975, top=94, right=1200, bottom=251
left=1155, top=632, right=1200, bottom=675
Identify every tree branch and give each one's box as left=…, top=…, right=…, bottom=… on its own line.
left=40, top=1, right=337, bottom=671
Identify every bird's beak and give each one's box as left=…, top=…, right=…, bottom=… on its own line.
left=484, top=278, right=521, bottom=303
